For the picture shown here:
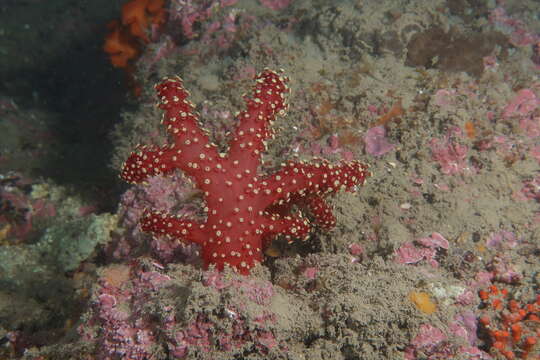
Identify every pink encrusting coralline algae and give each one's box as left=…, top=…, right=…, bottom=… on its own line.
left=430, top=134, right=470, bottom=175
left=364, top=125, right=395, bottom=157
left=115, top=172, right=202, bottom=262
left=168, top=0, right=253, bottom=53
left=259, top=0, right=293, bottom=11
left=78, top=265, right=171, bottom=359
left=78, top=262, right=284, bottom=358
left=394, top=232, right=449, bottom=268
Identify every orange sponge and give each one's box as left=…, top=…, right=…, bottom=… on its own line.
left=409, top=291, right=437, bottom=315
left=103, top=20, right=139, bottom=68
left=122, top=0, right=165, bottom=42
left=103, top=0, right=166, bottom=68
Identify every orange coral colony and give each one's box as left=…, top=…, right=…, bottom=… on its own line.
left=121, top=0, right=165, bottom=42
left=103, top=20, right=139, bottom=68
left=103, top=0, right=165, bottom=68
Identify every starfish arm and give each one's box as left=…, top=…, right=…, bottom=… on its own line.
left=140, top=209, right=206, bottom=245
left=262, top=212, right=311, bottom=247
left=303, top=195, right=336, bottom=230
left=155, top=76, right=219, bottom=171
left=264, top=193, right=336, bottom=230
left=122, top=76, right=225, bottom=187
left=121, top=144, right=181, bottom=184
left=227, top=69, right=289, bottom=172
left=258, top=160, right=370, bottom=210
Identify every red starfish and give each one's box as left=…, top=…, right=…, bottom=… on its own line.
left=121, top=69, right=370, bottom=274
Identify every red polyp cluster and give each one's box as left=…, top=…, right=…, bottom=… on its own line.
left=479, top=285, right=539, bottom=359
left=121, top=69, right=371, bottom=274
